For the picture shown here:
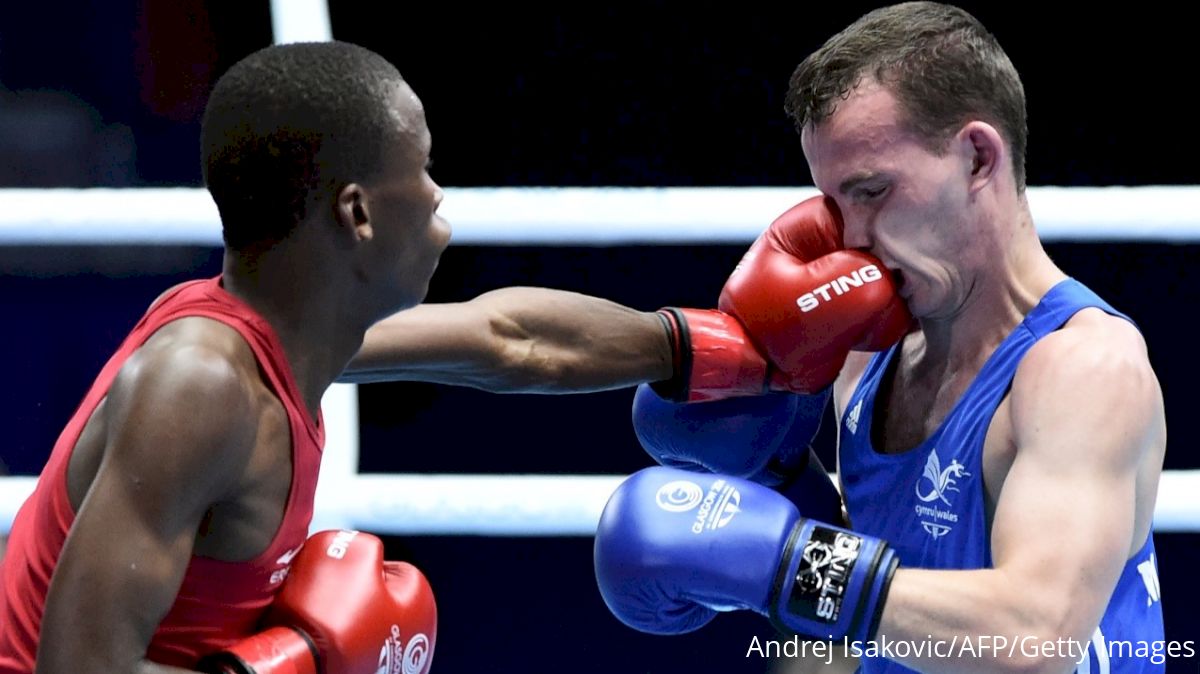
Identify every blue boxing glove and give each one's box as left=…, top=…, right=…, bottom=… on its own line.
left=631, top=384, right=810, bottom=481
left=594, top=466, right=896, bottom=642
left=631, top=384, right=842, bottom=523
left=631, top=383, right=829, bottom=484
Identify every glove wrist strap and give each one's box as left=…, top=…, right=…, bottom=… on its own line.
left=197, top=626, right=320, bottom=674
left=650, top=308, right=692, bottom=402
left=769, top=519, right=897, bottom=643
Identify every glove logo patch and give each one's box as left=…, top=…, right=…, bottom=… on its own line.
left=789, top=526, right=862, bottom=624
left=376, top=624, right=432, bottom=674
left=690, top=479, right=741, bottom=535
left=326, top=529, right=360, bottom=559
left=655, top=480, right=705, bottom=512
left=403, top=632, right=431, bottom=674
left=652, top=478, right=743, bottom=534
left=795, top=264, right=884, bottom=313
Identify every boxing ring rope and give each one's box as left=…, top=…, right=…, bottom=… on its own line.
left=2, top=185, right=1200, bottom=536
left=2, top=185, right=1198, bottom=245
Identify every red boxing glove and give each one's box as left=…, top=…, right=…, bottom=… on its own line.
left=201, top=530, right=437, bottom=674
left=719, top=196, right=912, bottom=393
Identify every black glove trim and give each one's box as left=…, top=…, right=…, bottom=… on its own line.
left=768, top=518, right=806, bottom=633
left=649, top=308, right=692, bottom=402
left=864, top=552, right=899, bottom=643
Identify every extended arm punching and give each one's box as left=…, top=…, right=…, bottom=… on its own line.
left=343, top=197, right=908, bottom=403
left=343, top=288, right=672, bottom=392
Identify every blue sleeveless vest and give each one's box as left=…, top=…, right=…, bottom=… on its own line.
left=839, top=279, right=1164, bottom=673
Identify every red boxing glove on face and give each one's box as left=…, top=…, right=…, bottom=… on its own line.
left=719, top=196, right=912, bottom=393
left=202, top=530, right=437, bottom=674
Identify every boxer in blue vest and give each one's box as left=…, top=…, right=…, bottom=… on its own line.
left=598, top=4, right=1167, bottom=672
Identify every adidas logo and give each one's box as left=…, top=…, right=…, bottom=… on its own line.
left=269, top=545, right=304, bottom=585
left=1138, top=553, right=1160, bottom=606
left=276, top=546, right=303, bottom=566
left=846, top=399, right=863, bottom=434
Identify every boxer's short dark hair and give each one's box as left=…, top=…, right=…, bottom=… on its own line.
left=786, top=2, right=1028, bottom=191
left=202, top=41, right=406, bottom=251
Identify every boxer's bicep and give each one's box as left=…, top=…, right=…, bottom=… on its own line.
left=38, top=348, right=257, bottom=673
left=344, top=287, right=670, bottom=392
left=990, top=326, right=1157, bottom=643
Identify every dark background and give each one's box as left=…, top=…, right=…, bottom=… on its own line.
left=1, top=2, right=1196, bottom=672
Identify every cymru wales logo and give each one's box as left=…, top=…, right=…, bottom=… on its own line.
left=915, top=448, right=970, bottom=505
left=913, top=448, right=972, bottom=540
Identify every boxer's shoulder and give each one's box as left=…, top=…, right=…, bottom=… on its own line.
left=131, top=316, right=276, bottom=407
left=1061, top=306, right=1145, bottom=343
left=110, top=318, right=265, bottom=468
left=140, top=315, right=258, bottom=363
left=1009, top=308, right=1160, bottom=447
left=145, top=280, right=193, bottom=314
left=1017, top=308, right=1150, bottom=388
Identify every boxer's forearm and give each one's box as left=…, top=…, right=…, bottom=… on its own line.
left=474, top=289, right=674, bottom=392
left=343, top=287, right=673, bottom=392
left=873, top=568, right=1089, bottom=674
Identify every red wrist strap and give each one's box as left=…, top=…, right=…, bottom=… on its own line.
left=197, top=626, right=319, bottom=674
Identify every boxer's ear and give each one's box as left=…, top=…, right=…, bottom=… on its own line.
left=958, top=121, right=1004, bottom=193
left=334, top=183, right=372, bottom=242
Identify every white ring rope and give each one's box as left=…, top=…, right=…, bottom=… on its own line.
left=269, top=0, right=332, bottom=45
left=1, top=186, right=1198, bottom=245
left=3, top=471, right=1199, bottom=536
left=2, top=186, right=1199, bottom=536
